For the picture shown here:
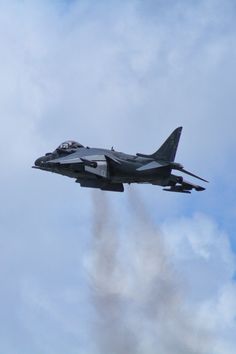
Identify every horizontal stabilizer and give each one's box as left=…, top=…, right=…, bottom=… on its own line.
left=171, top=163, right=209, bottom=183
left=179, top=168, right=208, bottom=183
left=137, top=161, right=169, bottom=171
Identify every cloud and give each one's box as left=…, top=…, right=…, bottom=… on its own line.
left=162, top=213, right=236, bottom=354
left=2, top=0, right=236, bottom=152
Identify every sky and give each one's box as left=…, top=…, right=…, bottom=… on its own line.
left=0, top=0, right=236, bottom=353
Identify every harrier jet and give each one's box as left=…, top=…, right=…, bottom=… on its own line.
left=33, top=127, right=208, bottom=193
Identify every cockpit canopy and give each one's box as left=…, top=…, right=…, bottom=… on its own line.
left=57, top=141, right=84, bottom=150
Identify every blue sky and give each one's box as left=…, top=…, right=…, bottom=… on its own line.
left=1, top=1, right=236, bottom=353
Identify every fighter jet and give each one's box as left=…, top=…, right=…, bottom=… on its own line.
left=33, top=127, right=208, bottom=193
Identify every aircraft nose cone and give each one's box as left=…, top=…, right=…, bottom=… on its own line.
left=34, top=153, right=54, bottom=167
left=34, top=156, right=48, bottom=166
left=35, top=157, right=43, bottom=166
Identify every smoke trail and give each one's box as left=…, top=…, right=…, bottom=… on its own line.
left=86, top=190, right=138, bottom=354
left=126, top=190, right=213, bottom=354
left=85, top=189, right=213, bottom=354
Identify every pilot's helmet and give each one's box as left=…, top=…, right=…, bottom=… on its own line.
left=57, top=141, right=83, bottom=150
left=59, top=142, right=69, bottom=149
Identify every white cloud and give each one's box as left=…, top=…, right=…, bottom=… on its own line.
left=162, top=213, right=236, bottom=353
left=1, top=0, right=236, bottom=156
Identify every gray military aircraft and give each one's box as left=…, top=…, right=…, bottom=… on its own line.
left=33, top=127, right=208, bottom=193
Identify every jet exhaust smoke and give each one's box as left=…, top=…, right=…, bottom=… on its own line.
left=84, top=189, right=213, bottom=354
left=86, top=191, right=138, bottom=354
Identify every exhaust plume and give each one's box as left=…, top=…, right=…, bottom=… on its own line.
left=86, top=191, right=138, bottom=354
left=84, top=189, right=213, bottom=354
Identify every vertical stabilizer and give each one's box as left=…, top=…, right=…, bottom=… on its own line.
left=151, top=127, right=182, bottom=162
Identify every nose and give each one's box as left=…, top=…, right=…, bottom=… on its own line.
left=34, top=156, right=45, bottom=166
left=35, top=154, right=53, bottom=166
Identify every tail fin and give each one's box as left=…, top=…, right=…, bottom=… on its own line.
left=137, top=127, right=182, bottom=162
left=151, top=127, right=182, bottom=162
